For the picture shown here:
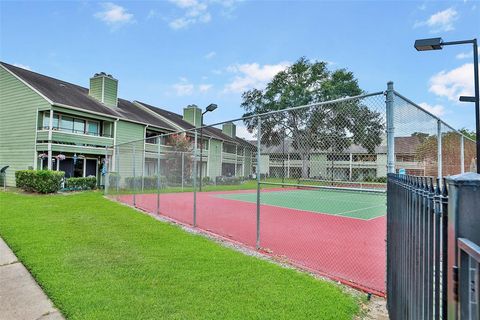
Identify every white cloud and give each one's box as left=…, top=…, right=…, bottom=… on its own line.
left=13, top=63, right=31, bottom=71
left=418, top=102, right=445, bottom=117
left=172, top=78, right=195, bottom=96
left=94, top=2, right=134, bottom=27
left=171, top=79, right=212, bottom=95
left=235, top=124, right=255, bottom=140
left=429, top=63, right=478, bottom=101
left=224, top=61, right=290, bottom=93
left=167, top=0, right=239, bottom=29
left=456, top=52, right=472, bottom=59
left=205, top=51, right=216, bottom=59
left=199, top=84, right=213, bottom=93
left=414, top=7, right=458, bottom=32
left=168, top=0, right=211, bottom=29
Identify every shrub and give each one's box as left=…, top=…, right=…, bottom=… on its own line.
left=125, top=176, right=167, bottom=189
left=108, top=172, right=120, bottom=187
left=15, top=170, right=64, bottom=194
left=215, top=176, right=241, bottom=185
left=65, top=177, right=97, bottom=190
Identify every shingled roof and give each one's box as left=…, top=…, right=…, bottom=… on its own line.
left=1, top=61, right=256, bottom=148
left=0, top=62, right=176, bottom=131
left=137, top=101, right=253, bottom=147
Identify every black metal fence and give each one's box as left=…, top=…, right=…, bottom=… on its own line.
left=387, top=172, right=480, bottom=320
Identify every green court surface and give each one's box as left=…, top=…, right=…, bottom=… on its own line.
left=215, top=188, right=386, bottom=220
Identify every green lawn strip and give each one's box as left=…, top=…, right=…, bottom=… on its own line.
left=0, top=191, right=361, bottom=320
left=216, top=190, right=386, bottom=219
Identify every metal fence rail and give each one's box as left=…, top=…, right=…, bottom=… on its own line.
left=388, top=172, right=480, bottom=320
left=387, top=173, right=449, bottom=319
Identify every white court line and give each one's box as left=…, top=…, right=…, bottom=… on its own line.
left=336, top=204, right=385, bottom=216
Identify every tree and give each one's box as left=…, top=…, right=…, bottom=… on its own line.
left=240, top=57, right=384, bottom=178
left=459, top=128, right=476, bottom=141
left=165, top=133, right=193, bottom=185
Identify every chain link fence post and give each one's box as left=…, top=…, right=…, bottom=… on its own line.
left=386, top=81, right=395, bottom=174
left=193, top=130, right=198, bottom=227
left=132, top=144, right=136, bottom=207
left=115, top=145, right=119, bottom=193
left=181, top=152, right=185, bottom=191
left=256, top=116, right=262, bottom=250
left=437, top=120, right=442, bottom=180
left=460, top=135, right=465, bottom=174
left=157, top=139, right=161, bottom=215
left=104, top=146, right=109, bottom=194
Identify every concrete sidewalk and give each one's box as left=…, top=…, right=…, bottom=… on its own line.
left=0, top=237, right=64, bottom=320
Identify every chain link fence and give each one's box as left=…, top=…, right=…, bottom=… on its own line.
left=104, top=84, right=475, bottom=295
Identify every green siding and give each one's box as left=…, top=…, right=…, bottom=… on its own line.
left=243, top=149, right=254, bottom=176
left=0, top=66, right=50, bottom=186
left=222, top=123, right=236, bottom=138
left=89, top=76, right=103, bottom=103
left=103, top=78, right=118, bottom=108
left=207, top=139, right=222, bottom=178
left=183, top=106, right=201, bottom=127
left=88, top=75, right=118, bottom=108
left=36, top=143, right=113, bottom=156
left=50, top=131, right=113, bottom=147
left=114, top=121, right=145, bottom=188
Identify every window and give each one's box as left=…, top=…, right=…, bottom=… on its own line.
left=42, top=113, right=59, bottom=129
left=353, top=154, right=377, bottom=162
left=327, top=154, right=350, bottom=161
left=74, top=119, right=85, bottom=134
left=87, top=122, right=99, bottom=136
left=61, top=116, right=74, bottom=132
left=145, top=131, right=159, bottom=144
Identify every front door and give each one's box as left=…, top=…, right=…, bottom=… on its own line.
left=73, top=159, right=84, bottom=177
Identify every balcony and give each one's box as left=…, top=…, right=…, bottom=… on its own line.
left=222, top=152, right=244, bottom=163
left=37, top=126, right=113, bottom=148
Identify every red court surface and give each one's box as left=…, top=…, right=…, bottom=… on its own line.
left=116, top=189, right=386, bottom=295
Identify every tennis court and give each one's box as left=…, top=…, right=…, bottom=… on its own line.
left=216, top=187, right=386, bottom=220
left=117, top=185, right=386, bottom=295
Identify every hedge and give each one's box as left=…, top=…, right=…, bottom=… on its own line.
left=15, top=170, right=64, bottom=194
left=125, top=176, right=168, bottom=189
left=65, top=177, right=97, bottom=190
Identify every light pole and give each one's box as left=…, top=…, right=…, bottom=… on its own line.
left=414, top=37, right=479, bottom=173
left=199, top=103, right=217, bottom=191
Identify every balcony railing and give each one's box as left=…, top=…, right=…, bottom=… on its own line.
left=38, top=126, right=112, bottom=138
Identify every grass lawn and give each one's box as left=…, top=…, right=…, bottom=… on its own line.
left=0, top=191, right=361, bottom=320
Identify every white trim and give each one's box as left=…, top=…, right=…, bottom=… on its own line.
left=47, top=144, right=52, bottom=170
left=34, top=107, right=39, bottom=168
left=112, top=119, right=118, bottom=171
left=0, top=64, right=53, bottom=104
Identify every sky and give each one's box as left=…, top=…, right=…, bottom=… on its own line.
left=1, top=0, right=479, bottom=136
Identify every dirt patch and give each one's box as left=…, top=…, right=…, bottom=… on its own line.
left=358, top=295, right=389, bottom=320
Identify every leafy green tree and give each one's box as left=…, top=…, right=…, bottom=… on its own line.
left=459, top=128, right=476, bottom=141
left=240, top=57, right=384, bottom=178
left=165, top=133, right=193, bottom=184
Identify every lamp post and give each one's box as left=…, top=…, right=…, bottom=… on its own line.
left=414, top=37, right=479, bottom=173
left=199, top=103, right=217, bottom=191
